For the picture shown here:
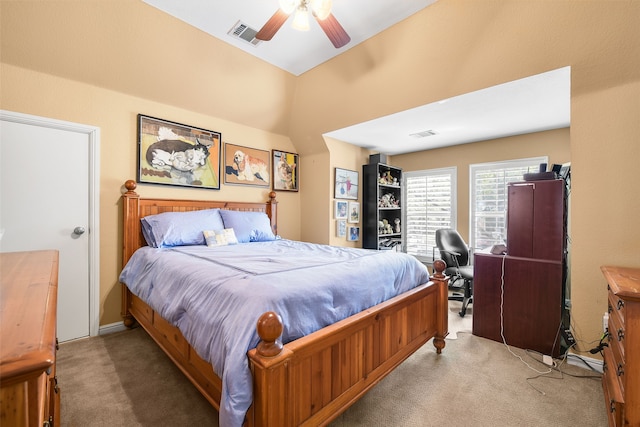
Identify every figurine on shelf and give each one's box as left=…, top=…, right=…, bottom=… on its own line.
left=385, top=171, right=393, bottom=184
left=378, top=193, right=400, bottom=208
left=394, top=218, right=401, bottom=233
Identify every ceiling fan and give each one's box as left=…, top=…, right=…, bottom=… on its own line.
left=255, top=0, right=351, bottom=49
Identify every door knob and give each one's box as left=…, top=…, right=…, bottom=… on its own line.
left=73, top=226, right=86, bottom=235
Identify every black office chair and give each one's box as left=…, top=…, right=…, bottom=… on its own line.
left=435, top=229, right=474, bottom=317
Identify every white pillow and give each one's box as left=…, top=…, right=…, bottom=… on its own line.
left=203, top=228, right=239, bottom=247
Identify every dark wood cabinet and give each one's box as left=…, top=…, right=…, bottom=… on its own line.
left=473, top=178, right=568, bottom=357
left=362, top=163, right=403, bottom=250
left=507, top=179, right=565, bottom=261
left=473, top=253, right=564, bottom=356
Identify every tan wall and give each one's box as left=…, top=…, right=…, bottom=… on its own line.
left=293, top=1, right=640, bottom=351
left=324, top=137, right=370, bottom=247
left=2, top=0, right=639, bottom=351
left=0, top=63, right=301, bottom=326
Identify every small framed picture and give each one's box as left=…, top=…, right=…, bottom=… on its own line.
left=347, top=226, right=360, bottom=242
left=336, top=220, right=347, bottom=237
left=348, top=202, right=360, bottom=223
left=224, top=143, right=270, bottom=187
left=335, top=200, right=348, bottom=219
left=334, top=168, right=359, bottom=200
left=272, top=150, right=299, bottom=191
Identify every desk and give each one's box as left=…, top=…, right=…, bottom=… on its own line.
left=472, top=253, right=564, bottom=357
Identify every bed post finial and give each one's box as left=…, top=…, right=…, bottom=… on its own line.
left=256, top=311, right=284, bottom=357
left=430, top=259, right=449, bottom=354
left=267, top=192, right=278, bottom=236
left=124, top=179, right=137, bottom=194
left=432, top=259, right=446, bottom=278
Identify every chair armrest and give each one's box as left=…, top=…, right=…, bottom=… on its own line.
left=439, top=250, right=463, bottom=268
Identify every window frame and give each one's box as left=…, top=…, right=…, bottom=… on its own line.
left=468, top=156, right=547, bottom=252
left=403, top=166, right=457, bottom=263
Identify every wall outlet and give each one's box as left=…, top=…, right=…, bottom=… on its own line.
left=603, top=312, right=609, bottom=334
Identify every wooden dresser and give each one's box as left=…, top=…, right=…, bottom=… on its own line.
left=0, top=250, right=61, bottom=426
left=601, top=265, right=640, bottom=427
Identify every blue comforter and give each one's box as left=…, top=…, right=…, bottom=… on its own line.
left=119, top=239, right=430, bottom=426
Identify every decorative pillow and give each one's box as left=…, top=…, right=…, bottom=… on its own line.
left=219, top=210, right=276, bottom=243
left=203, top=228, right=239, bottom=247
left=141, top=209, right=225, bottom=248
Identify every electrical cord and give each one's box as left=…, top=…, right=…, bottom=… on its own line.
left=499, top=253, right=553, bottom=376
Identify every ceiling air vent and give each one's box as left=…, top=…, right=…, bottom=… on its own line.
left=228, top=21, right=262, bottom=46
left=409, top=130, right=438, bottom=138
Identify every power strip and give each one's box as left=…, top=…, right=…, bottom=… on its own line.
left=562, top=328, right=576, bottom=348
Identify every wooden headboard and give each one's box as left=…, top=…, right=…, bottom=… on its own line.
left=121, top=179, right=278, bottom=268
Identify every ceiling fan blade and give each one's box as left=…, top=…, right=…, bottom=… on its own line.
left=315, top=13, right=351, bottom=48
left=255, top=9, right=290, bottom=41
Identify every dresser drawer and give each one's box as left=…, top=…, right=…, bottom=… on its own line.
left=602, top=373, right=623, bottom=427
left=607, top=308, right=625, bottom=362
left=608, top=288, right=625, bottom=328
left=603, top=346, right=624, bottom=405
left=605, top=331, right=625, bottom=395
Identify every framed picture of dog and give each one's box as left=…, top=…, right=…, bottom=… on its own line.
left=334, top=168, right=359, bottom=200
left=137, top=114, right=221, bottom=189
left=272, top=150, right=299, bottom=191
left=224, top=143, right=271, bottom=187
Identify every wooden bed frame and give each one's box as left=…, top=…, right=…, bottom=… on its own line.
left=120, top=179, right=449, bottom=426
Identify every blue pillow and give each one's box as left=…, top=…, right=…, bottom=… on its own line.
left=219, top=210, right=276, bottom=243
left=141, top=209, right=224, bottom=248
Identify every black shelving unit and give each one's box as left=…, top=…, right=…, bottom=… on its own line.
left=362, top=162, right=403, bottom=250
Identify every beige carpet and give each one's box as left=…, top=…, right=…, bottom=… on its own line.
left=445, top=298, right=473, bottom=339
left=58, top=305, right=606, bottom=427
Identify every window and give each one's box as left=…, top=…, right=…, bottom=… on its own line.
left=469, top=157, right=547, bottom=251
left=404, top=167, right=456, bottom=262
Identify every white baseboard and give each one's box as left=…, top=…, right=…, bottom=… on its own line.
left=566, top=353, right=603, bottom=373
left=99, top=321, right=127, bottom=336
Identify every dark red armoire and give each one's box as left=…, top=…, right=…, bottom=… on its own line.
left=473, top=179, right=568, bottom=357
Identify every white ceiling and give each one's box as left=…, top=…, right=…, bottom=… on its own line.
left=143, top=0, right=438, bottom=76
left=327, top=67, right=571, bottom=155
left=142, top=1, right=570, bottom=155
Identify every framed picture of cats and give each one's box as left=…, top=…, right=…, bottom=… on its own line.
left=272, top=150, right=299, bottom=191
left=137, top=114, right=221, bottom=190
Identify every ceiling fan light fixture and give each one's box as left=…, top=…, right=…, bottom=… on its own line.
left=311, top=0, right=332, bottom=20
left=278, top=0, right=297, bottom=14
left=291, top=6, right=310, bottom=31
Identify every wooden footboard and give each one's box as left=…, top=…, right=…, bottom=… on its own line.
left=247, top=262, right=448, bottom=427
left=123, top=265, right=447, bottom=427
left=120, top=180, right=448, bottom=426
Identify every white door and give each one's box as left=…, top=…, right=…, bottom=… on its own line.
left=0, top=111, right=100, bottom=342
